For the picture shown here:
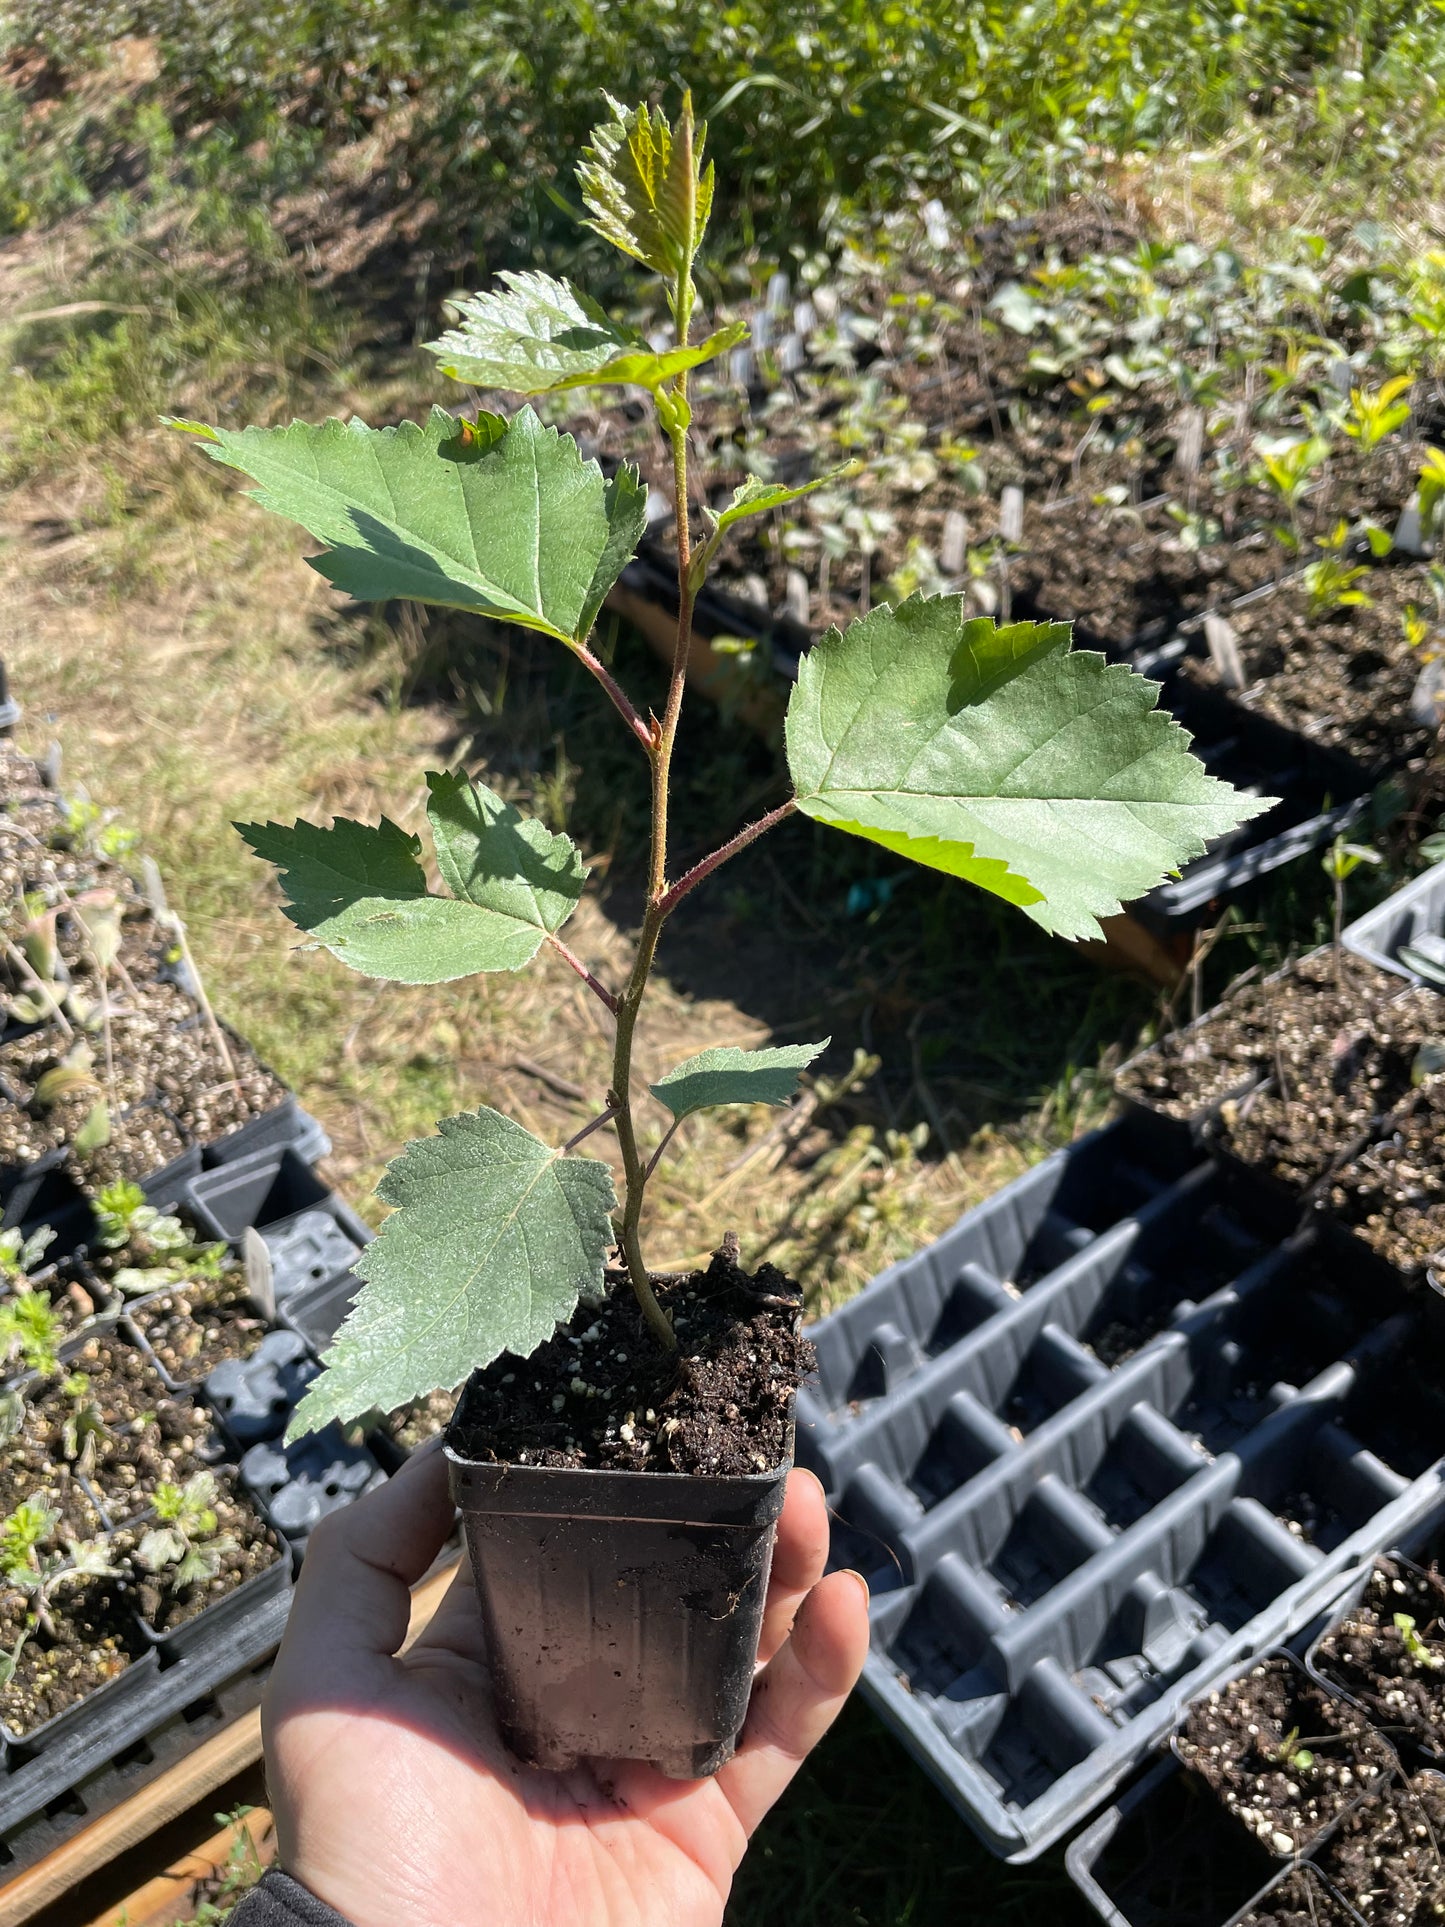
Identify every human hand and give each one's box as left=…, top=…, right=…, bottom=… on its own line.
left=262, top=1440, right=870, bottom=1927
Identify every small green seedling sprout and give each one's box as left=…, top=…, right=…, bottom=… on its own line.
left=0, top=1292, right=64, bottom=1379
left=1394, top=1611, right=1445, bottom=1670
left=1322, top=834, right=1384, bottom=980
left=0, top=1226, right=56, bottom=1290
left=58, top=1373, right=107, bottom=1476
left=55, top=797, right=139, bottom=864
left=1253, top=434, right=1329, bottom=554
left=135, top=1472, right=235, bottom=1591
left=168, top=90, right=1270, bottom=1442
left=1272, top=1726, right=1316, bottom=1773
left=1342, top=375, right=1413, bottom=453
left=1419, top=448, right=1445, bottom=552
left=0, top=1496, right=118, bottom=1671
left=93, top=1181, right=228, bottom=1295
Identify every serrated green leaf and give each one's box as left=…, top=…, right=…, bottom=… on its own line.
left=424, top=770, right=585, bottom=939
left=236, top=812, right=578, bottom=983
left=287, top=1109, right=616, bottom=1437
left=427, top=269, right=745, bottom=394
left=709, top=467, right=859, bottom=541
left=169, top=406, right=643, bottom=644
left=785, top=597, right=1274, bottom=942
left=579, top=94, right=713, bottom=276
left=649, top=1040, right=830, bottom=1121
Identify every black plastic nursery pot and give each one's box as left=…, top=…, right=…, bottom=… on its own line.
left=445, top=1413, right=793, bottom=1778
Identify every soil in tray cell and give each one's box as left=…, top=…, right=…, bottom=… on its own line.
left=1328, top=1080, right=1445, bottom=1281
left=1083, top=1201, right=1268, bottom=1368
left=385, top=1388, right=459, bottom=1456
left=127, top=1268, right=267, bottom=1386
left=1115, top=951, right=1433, bottom=1129
left=12, top=1333, right=217, bottom=1527
left=117, top=1471, right=285, bottom=1635
left=1314, top=1558, right=1445, bottom=1759
left=0, top=1573, right=144, bottom=1739
left=1011, top=495, right=1281, bottom=650
left=1177, top=1658, right=1394, bottom=1859
left=1234, top=1868, right=1362, bottom=1927
left=1179, top=563, right=1439, bottom=772
left=1314, top=1771, right=1445, bottom=1927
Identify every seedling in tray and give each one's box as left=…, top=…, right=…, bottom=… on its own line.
left=171, top=89, right=1267, bottom=1776
left=0, top=1497, right=117, bottom=1676
left=133, top=1471, right=236, bottom=1592
left=92, top=1179, right=228, bottom=1295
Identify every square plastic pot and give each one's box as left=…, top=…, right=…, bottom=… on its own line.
left=188, top=1147, right=333, bottom=1245
left=446, top=1412, right=793, bottom=1778
left=1342, top=858, right=1445, bottom=988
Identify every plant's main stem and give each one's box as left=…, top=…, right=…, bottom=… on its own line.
left=606, top=110, right=704, bottom=1351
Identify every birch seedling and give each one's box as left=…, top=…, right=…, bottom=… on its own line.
left=170, top=93, right=1271, bottom=1442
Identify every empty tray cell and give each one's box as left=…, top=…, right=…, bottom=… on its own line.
left=1225, top=1251, right=1380, bottom=1393
left=190, top=1148, right=330, bottom=1243
left=1081, top=1198, right=1266, bottom=1368
left=998, top=1325, right=1109, bottom=1435
left=1321, top=1322, right=1445, bottom=1480
left=989, top=1478, right=1115, bottom=1610
left=1249, top=1407, right=1411, bottom=1551
left=925, top=1263, right=1014, bottom=1358
left=885, top=1553, right=1009, bottom=1696
left=1083, top=1406, right=1207, bottom=1532
left=801, top=1115, right=1202, bottom=1418
left=1186, top=1505, right=1320, bottom=1636
left=1082, top=1574, right=1216, bottom=1716
left=1071, top=1760, right=1277, bottom=1927
left=907, top=1391, right=1017, bottom=1509
left=978, top=1657, right=1117, bottom=1811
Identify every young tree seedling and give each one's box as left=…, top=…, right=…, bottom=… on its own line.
left=57, top=1373, right=107, bottom=1476
left=0, top=1225, right=56, bottom=1292
left=169, top=92, right=1270, bottom=1442
left=0, top=1292, right=64, bottom=1379
left=0, top=1497, right=118, bottom=1682
left=134, top=1471, right=236, bottom=1592
left=1322, top=833, right=1384, bottom=983
left=92, top=1181, right=228, bottom=1295
left=1340, top=375, right=1413, bottom=454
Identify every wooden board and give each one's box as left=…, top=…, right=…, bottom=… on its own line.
left=0, top=1556, right=460, bottom=1927
left=82, top=1806, right=276, bottom=1927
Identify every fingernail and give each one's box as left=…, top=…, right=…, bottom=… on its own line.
left=839, top=1568, right=871, bottom=1601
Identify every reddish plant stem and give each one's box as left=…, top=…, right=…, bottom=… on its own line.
left=563, top=1103, right=619, bottom=1154
left=656, top=798, right=798, bottom=920
left=574, top=643, right=654, bottom=751
left=545, top=933, right=618, bottom=1013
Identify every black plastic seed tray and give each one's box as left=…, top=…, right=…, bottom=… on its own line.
left=0, top=1546, right=290, bottom=1840
left=1343, top=858, right=1445, bottom=987
left=0, top=1648, right=275, bottom=1880
left=798, top=1110, right=1445, bottom=1860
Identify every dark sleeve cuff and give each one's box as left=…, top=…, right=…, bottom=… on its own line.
left=227, top=1868, right=354, bottom=1927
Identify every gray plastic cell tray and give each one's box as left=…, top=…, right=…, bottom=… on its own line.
left=1342, top=857, right=1445, bottom=986
left=798, top=1113, right=1445, bottom=1860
